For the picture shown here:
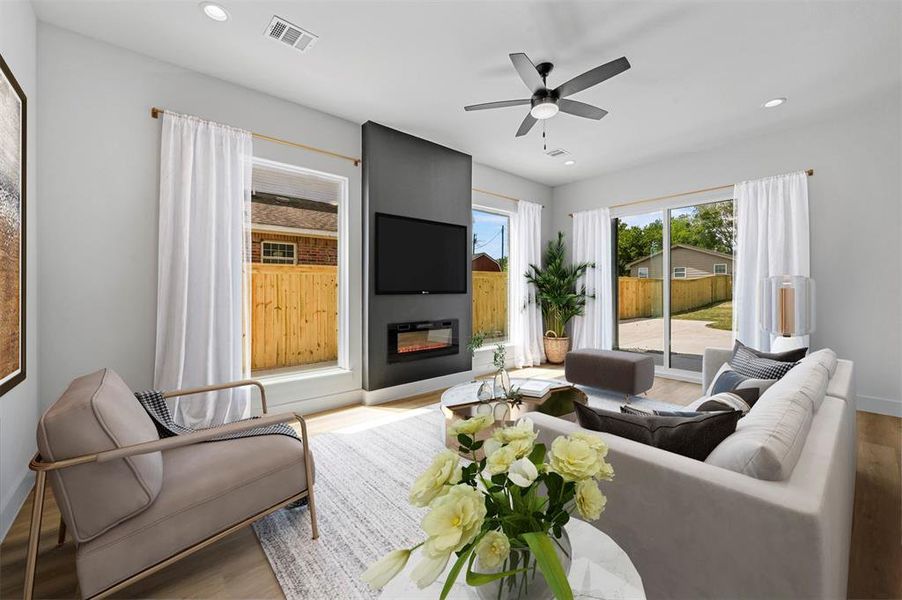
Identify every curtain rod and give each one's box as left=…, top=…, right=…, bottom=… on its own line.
left=150, top=107, right=361, bottom=167
left=568, top=169, right=814, bottom=217
left=472, top=187, right=545, bottom=208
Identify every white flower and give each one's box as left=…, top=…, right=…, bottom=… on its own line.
left=448, top=414, right=494, bottom=437
left=506, top=437, right=534, bottom=459
left=575, top=479, right=607, bottom=521
left=361, top=548, right=410, bottom=589
left=409, top=449, right=462, bottom=507
left=549, top=434, right=605, bottom=482
left=507, top=457, right=539, bottom=487
left=492, top=417, right=537, bottom=444
left=484, top=445, right=517, bottom=475
left=483, top=437, right=503, bottom=458
left=570, top=431, right=609, bottom=459
left=421, top=484, right=487, bottom=557
left=475, top=531, right=511, bottom=570
left=410, top=550, right=451, bottom=589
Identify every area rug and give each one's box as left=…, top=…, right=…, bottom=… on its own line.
left=252, top=406, right=442, bottom=599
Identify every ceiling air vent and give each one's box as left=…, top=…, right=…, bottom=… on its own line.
left=265, top=16, right=318, bottom=53
left=545, top=148, right=569, bottom=158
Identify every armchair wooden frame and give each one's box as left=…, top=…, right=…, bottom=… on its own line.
left=23, top=380, right=318, bottom=600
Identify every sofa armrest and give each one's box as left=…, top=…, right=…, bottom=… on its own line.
left=31, top=412, right=307, bottom=470
left=701, top=347, right=732, bottom=391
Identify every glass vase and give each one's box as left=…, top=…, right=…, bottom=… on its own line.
left=493, top=368, right=510, bottom=399
left=475, top=530, right=572, bottom=600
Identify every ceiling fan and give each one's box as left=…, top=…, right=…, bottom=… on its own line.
left=464, top=53, right=631, bottom=137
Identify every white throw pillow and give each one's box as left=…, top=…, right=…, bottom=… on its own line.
left=705, top=363, right=777, bottom=397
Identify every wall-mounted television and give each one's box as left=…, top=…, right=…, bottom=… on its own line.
left=375, top=213, right=468, bottom=294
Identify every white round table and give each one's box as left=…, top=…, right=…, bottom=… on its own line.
left=378, top=518, right=645, bottom=599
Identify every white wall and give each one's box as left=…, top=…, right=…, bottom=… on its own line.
left=36, top=24, right=364, bottom=413
left=0, top=0, right=39, bottom=540
left=473, top=162, right=554, bottom=246
left=551, top=89, right=902, bottom=416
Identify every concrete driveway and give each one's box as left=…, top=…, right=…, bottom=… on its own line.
left=618, top=318, right=732, bottom=356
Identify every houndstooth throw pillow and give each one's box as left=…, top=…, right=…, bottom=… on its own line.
left=729, top=343, right=798, bottom=380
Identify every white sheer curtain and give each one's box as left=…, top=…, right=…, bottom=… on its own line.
left=510, top=200, right=545, bottom=367
left=155, top=112, right=253, bottom=428
left=733, top=171, right=810, bottom=352
left=571, top=207, right=614, bottom=350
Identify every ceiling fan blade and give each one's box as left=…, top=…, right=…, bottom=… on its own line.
left=509, top=53, right=544, bottom=93
left=558, top=99, right=608, bottom=120
left=555, top=56, right=631, bottom=98
left=515, top=113, right=537, bottom=137
left=464, top=99, right=531, bottom=111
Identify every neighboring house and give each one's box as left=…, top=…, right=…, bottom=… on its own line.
left=627, top=244, right=733, bottom=279
left=251, top=194, right=338, bottom=266
left=472, top=252, right=502, bottom=272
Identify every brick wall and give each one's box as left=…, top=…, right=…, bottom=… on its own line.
left=251, top=231, right=338, bottom=266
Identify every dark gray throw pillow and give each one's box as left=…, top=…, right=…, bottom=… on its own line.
left=620, top=405, right=704, bottom=418
left=733, top=339, right=808, bottom=363
left=575, top=403, right=741, bottom=461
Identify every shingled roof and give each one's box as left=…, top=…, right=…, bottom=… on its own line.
left=251, top=197, right=337, bottom=233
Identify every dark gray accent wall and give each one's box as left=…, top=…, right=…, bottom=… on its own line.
left=362, top=122, right=472, bottom=390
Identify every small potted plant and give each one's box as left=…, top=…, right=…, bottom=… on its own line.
left=524, top=232, right=591, bottom=364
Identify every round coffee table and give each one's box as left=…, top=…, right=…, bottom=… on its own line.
left=378, top=517, right=645, bottom=599
left=440, top=378, right=588, bottom=456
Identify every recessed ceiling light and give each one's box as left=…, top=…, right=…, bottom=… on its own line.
left=762, top=97, right=787, bottom=108
left=200, top=2, right=229, bottom=21
left=564, top=160, right=575, bottom=166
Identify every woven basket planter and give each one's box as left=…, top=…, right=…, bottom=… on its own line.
left=543, top=331, right=569, bottom=364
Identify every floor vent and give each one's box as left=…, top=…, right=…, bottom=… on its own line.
left=265, top=16, right=318, bottom=53
left=545, top=148, right=570, bottom=158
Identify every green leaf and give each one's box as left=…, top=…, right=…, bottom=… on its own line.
left=464, top=550, right=528, bottom=587
left=528, top=443, right=546, bottom=467
left=457, top=434, right=472, bottom=448
left=441, top=543, right=475, bottom=600
left=471, top=440, right=484, bottom=451
left=521, top=532, right=573, bottom=600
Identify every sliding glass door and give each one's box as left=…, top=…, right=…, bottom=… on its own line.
left=614, top=198, right=735, bottom=373
left=615, top=211, right=665, bottom=366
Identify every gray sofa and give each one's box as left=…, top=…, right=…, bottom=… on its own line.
left=532, top=348, right=856, bottom=599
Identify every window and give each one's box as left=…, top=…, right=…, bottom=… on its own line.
left=714, top=263, right=728, bottom=275
left=261, top=241, right=297, bottom=264
left=249, top=159, right=347, bottom=374
left=472, top=208, right=510, bottom=343
left=673, top=267, right=687, bottom=279
left=637, top=267, right=649, bottom=278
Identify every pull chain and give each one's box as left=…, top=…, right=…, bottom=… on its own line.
left=543, top=120, right=547, bottom=151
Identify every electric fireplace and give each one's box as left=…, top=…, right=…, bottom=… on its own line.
left=387, top=319, right=459, bottom=363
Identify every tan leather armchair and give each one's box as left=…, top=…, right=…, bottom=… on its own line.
left=24, top=369, right=317, bottom=600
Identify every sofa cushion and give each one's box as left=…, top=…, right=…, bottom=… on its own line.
left=75, top=434, right=310, bottom=598
left=36, top=369, right=163, bottom=543
left=705, top=370, right=817, bottom=480
left=574, top=402, right=741, bottom=461
left=687, top=391, right=756, bottom=414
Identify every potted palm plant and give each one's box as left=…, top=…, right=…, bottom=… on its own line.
left=524, top=232, right=591, bottom=364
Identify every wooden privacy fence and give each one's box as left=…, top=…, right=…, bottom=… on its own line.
left=618, top=274, right=732, bottom=319
left=472, top=271, right=508, bottom=337
left=251, top=264, right=338, bottom=371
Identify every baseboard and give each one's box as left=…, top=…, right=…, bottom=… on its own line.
left=1, top=469, right=34, bottom=543
left=857, top=395, right=902, bottom=418
left=363, top=369, right=478, bottom=406
left=269, top=388, right=363, bottom=416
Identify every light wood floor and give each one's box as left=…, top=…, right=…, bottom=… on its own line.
left=1, top=369, right=899, bottom=599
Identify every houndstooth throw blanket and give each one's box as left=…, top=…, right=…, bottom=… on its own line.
left=134, top=390, right=300, bottom=442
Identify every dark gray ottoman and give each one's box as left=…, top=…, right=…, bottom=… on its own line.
left=565, top=349, right=655, bottom=399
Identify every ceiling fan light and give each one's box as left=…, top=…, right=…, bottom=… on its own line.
left=762, top=97, right=787, bottom=108
left=530, top=101, right=559, bottom=120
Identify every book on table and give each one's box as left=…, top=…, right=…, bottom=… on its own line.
left=516, top=379, right=558, bottom=398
